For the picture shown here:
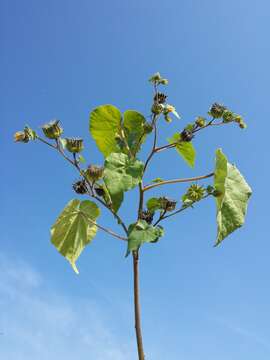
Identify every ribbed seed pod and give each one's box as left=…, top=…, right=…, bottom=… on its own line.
left=180, top=129, right=194, bottom=142
left=72, top=179, right=88, bottom=194
left=209, top=103, right=227, bottom=118
left=65, top=138, right=84, bottom=153
left=42, top=120, right=63, bottom=139
left=86, top=165, right=104, bottom=182
left=154, top=92, right=167, bottom=104
left=140, top=210, right=154, bottom=224
left=159, top=197, right=177, bottom=212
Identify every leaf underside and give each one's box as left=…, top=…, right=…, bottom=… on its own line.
left=214, top=149, right=252, bottom=246
left=168, top=133, right=196, bottom=168
left=51, top=199, right=100, bottom=273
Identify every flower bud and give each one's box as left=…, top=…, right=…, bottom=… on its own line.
left=180, top=129, right=194, bottom=142
left=234, top=115, right=242, bottom=124
left=149, top=72, right=162, bottom=83
left=72, top=179, right=88, bottom=194
left=85, top=165, right=104, bottom=182
left=159, top=78, right=169, bottom=85
left=209, top=103, right=227, bottom=118
left=239, top=120, right=247, bottom=129
left=151, top=103, right=164, bottom=115
left=195, top=116, right=206, bottom=127
left=65, top=138, right=84, bottom=153
left=222, top=110, right=235, bottom=123
left=42, top=120, right=63, bottom=139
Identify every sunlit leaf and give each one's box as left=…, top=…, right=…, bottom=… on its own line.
left=104, top=153, right=144, bottom=212
left=214, top=149, right=252, bottom=246
left=168, top=133, right=196, bottom=168
left=51, top=199, right=100, bottom=273
left=89, top=105, right=121, bottom=157
left=123, top=110, right=146, bottom=155
left=127, top=220, right=164, bottom=254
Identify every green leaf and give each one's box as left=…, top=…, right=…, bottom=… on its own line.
left=127, top=220, right=164, bottom=254
left=146, top=197, right=163, bottom=212
left=51, top=199, right=100, bottom=274
left=123, top=110, right=146, bottom=155
left=89, top=105, right=122, bottom=157
left=214, top=149, right=252, bottom=246
left=168, top=133, right=196, bottom=168
left=104, top=153, right=144, bottom=212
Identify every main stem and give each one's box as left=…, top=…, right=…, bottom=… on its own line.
left=133, top=250, right=145, bottom=360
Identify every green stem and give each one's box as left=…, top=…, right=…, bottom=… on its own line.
left=143, top=173, right=214, bottom=192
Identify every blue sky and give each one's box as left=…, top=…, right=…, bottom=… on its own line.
left=1, top=0, right=270, bottom=359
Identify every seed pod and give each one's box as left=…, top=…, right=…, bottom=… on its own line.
left=159, top=197, right=177, bottom=212
left=140, top=210, right=154, bottom=224
left=86, top=165, right=104, bottom=182
left=65, top=138, right=84, bottom=153
left=151, top=103, right=164, bottom=115
left=42, top=120, right=63, bottom=139
left=72, top=179, right=88, bottom=194
left=209, top=103, right=227, bottom=118
left=154, top=92, right=167, bottom=104
left=195, top=116, right=206, bottom=127
left=14, top=131, right=30, bottom=143
left=180, top=129, right=194, bottom=142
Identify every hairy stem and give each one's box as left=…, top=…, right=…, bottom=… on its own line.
left=143, top=172, right=214, bottom=192
left=133, top=250, right=145, bottom=360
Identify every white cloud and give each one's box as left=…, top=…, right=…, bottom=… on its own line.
left=0, top=255, right=134, bottom=360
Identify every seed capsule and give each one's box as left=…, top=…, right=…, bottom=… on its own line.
left=85, top=165, right=104, bottom=182
left=209, top=103, right=227, bottom=118
left=72, top=179, right=88, bottom=194
left=180, top=129, right=194, bottom=142
left=140, top=210, right=154, bottom=224
left=151, top=103, right=164, bottom=115
left=159, top=197, right=177, bottom=212
left=42, top=120, right=63, bottom=139
left=14, top=130, right=30, bottom=143
left=65, top=138, right=84, bottom=153
left=154, top=92, right=167, bottom=104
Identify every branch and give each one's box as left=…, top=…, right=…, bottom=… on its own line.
left=87, top=217, right=127, bottom=241
left=36, top=135, right=129, bottom=236
left=143, top=172, right=214, bottom=192
left=154, top=194, right=211, bottom=226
